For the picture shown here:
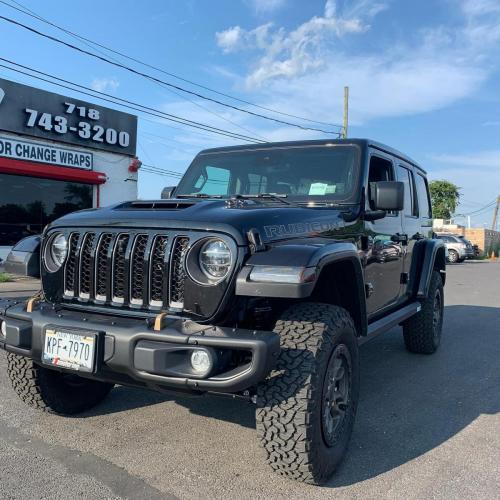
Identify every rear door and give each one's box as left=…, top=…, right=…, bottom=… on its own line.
left=395, top=164, right=420, bottom=299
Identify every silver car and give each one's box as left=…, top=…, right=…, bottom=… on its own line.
left=435, top=234, right=468, bottom=263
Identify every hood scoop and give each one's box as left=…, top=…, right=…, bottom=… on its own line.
left=116, top=201, right=196, bottom=210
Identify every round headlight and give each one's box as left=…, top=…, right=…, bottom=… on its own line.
left=45, top=233, right=68, bottom=272
left=199, top=239, right=232, bottom=281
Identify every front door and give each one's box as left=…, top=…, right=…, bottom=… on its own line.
left=364, top=153, right=405, bottom=316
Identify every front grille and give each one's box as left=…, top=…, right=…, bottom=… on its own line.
left=63, top=230, right=192, bottom=311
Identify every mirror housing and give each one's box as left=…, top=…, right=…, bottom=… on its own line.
left=4, top=235, right=41, bottom=278
left=161, top=186, right=177, bottom=199
left=372, top=181, right=404, bottom=211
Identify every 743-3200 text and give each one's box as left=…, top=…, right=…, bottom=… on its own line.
left=24, top=103, right=130, bottom=148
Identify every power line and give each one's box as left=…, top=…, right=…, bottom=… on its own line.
left=0, top=58, right=265, bottom=143
left=0, top=14, right=341, bottom=136
left=0, top=3, right=267, bottom=141
left=1, top=0, right=342, bottom=130
left=141, top=165, right=183, bottom=177
left=460, top=200, right=497, bottom=216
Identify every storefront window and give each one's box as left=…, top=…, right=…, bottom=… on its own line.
left=0, top=174, right=93, bottom=245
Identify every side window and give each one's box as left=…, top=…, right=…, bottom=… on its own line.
left=194, top=165, right=230, bottom=195
left=397, top=165, right=418, bottom=217
left=415, top=173, right=432, bottom=218
left=368, top=155, right=395, bottom=211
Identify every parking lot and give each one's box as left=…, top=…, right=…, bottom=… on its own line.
left=0, top=261, right=498, bottom=500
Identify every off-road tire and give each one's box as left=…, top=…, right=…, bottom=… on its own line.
left=7, top=353, right=114, bottom=415
left=403, top=271, right=444, bottom=354
left=256, top=303, right=359, bottom=485
left=447, top=249, right=458, bottom=263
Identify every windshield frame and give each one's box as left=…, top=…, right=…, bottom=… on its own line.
left=175, top=143, right=362, bottom=205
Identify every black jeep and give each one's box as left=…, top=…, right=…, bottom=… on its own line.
left=0, top=139, right=446, bottom=485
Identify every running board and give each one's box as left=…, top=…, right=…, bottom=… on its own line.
left=359, top=302, right=421, bottom=345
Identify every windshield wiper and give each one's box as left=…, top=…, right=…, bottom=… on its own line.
left=176, top=193, right=223, bottom=199
left=236, top=193, right=296, bottom=206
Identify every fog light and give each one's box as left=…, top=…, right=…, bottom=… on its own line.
left=190, top=349, right=212, bottom=376
left=0, top=320, right=6, bottom=338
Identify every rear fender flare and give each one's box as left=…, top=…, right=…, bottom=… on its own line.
left=410, top=239, right=446, bottom=298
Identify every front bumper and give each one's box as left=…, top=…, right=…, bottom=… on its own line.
left=0, top=299, right=280, bottom=394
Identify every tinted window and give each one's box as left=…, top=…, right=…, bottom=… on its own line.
left=192, top=165, right=231, bottom=195
left=367, top=155, right=395, bottom=211
left=415, top=173, right=432, bottom=218
left=397, top=165, right=418, bottom=217
left=0, top=174, right=92, bottom=246
left=176, top=145, right=360, bottom=201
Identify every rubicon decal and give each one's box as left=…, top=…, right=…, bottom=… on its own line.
left=264, top=221, right=341, bottom=238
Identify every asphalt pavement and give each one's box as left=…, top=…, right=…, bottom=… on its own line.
left=0, top=261, right=498, bottom=499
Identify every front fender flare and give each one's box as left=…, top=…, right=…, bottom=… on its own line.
left=235, top=242, right=367, bottom=336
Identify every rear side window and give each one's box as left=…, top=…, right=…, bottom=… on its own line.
left=415, top=173, right=432, bottom=218
left=397, top=165, right=418, bottom=217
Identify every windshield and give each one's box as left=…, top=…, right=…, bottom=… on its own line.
left=175, top=145, right=360, bottom=203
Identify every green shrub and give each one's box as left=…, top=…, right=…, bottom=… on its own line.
left=0, top=273, right=13, bottom=283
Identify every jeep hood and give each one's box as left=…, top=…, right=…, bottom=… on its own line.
left=48, top=199, right=353, bottom=245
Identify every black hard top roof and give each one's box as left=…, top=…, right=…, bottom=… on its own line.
left=198, top=138, right=426, bottom=174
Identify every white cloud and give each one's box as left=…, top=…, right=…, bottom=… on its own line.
left=246, top=0, right=286, bottom=15
left=215, top=1, right=372, bottom=84
left=429, top=150, right=500, bottom=168
left=90, top=77, right=119, bottom=93
left=214, top=0, right=500, bottom=124
left=216, top=26, right=246, bottom=53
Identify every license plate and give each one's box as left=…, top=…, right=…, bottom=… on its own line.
left=42, top=328, right=97, bottom=372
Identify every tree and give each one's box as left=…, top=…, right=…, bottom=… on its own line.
left=429, top=180, right=461, bottom=219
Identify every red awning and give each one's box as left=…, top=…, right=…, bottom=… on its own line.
left=0, top=157, right=107, bottom=185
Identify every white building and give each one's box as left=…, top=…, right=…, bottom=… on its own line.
left=0, top=77, right=138, bottom=260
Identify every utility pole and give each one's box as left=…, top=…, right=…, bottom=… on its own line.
left=342, top=86, right=349, bottom=139
left=492, top=196, right=500, bottom=231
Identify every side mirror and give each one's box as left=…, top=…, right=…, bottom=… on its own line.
left=161, top=186, right=177, bottom=199
left=372, top=181, right=404, bottom=211
left=4, top=235, right=41, bottom=278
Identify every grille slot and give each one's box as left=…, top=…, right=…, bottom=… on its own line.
left=79, top=233, right=95, bottom=299
left=95, top=233, right=113, bottom=300
left=130, top=234, right=149, bottom=305
left=149, top=236, right=168, bottom=306
left=112, top=234, right=130, bottom=303
left=170, top=237, right=190, bottom=308
left=64, top=232, right=80, bottom=297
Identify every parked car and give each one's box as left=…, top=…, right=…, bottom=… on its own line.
left=457, top=235, right=476, bottom=259
left=0, top=139, right=446, bottom=485
left=435, top=233, right=469, bottom=263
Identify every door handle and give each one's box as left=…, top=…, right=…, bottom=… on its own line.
left=391, top=233, right=408, bottom=244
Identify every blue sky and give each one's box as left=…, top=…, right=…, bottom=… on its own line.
left=1, top=0, right=499, bottom=226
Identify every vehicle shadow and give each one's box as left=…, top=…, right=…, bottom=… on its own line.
left=88, top=384, right=257, bottom=429
left=327, top=304, right=500, bottom=487
left=85, top=305, right=499, bottom=484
